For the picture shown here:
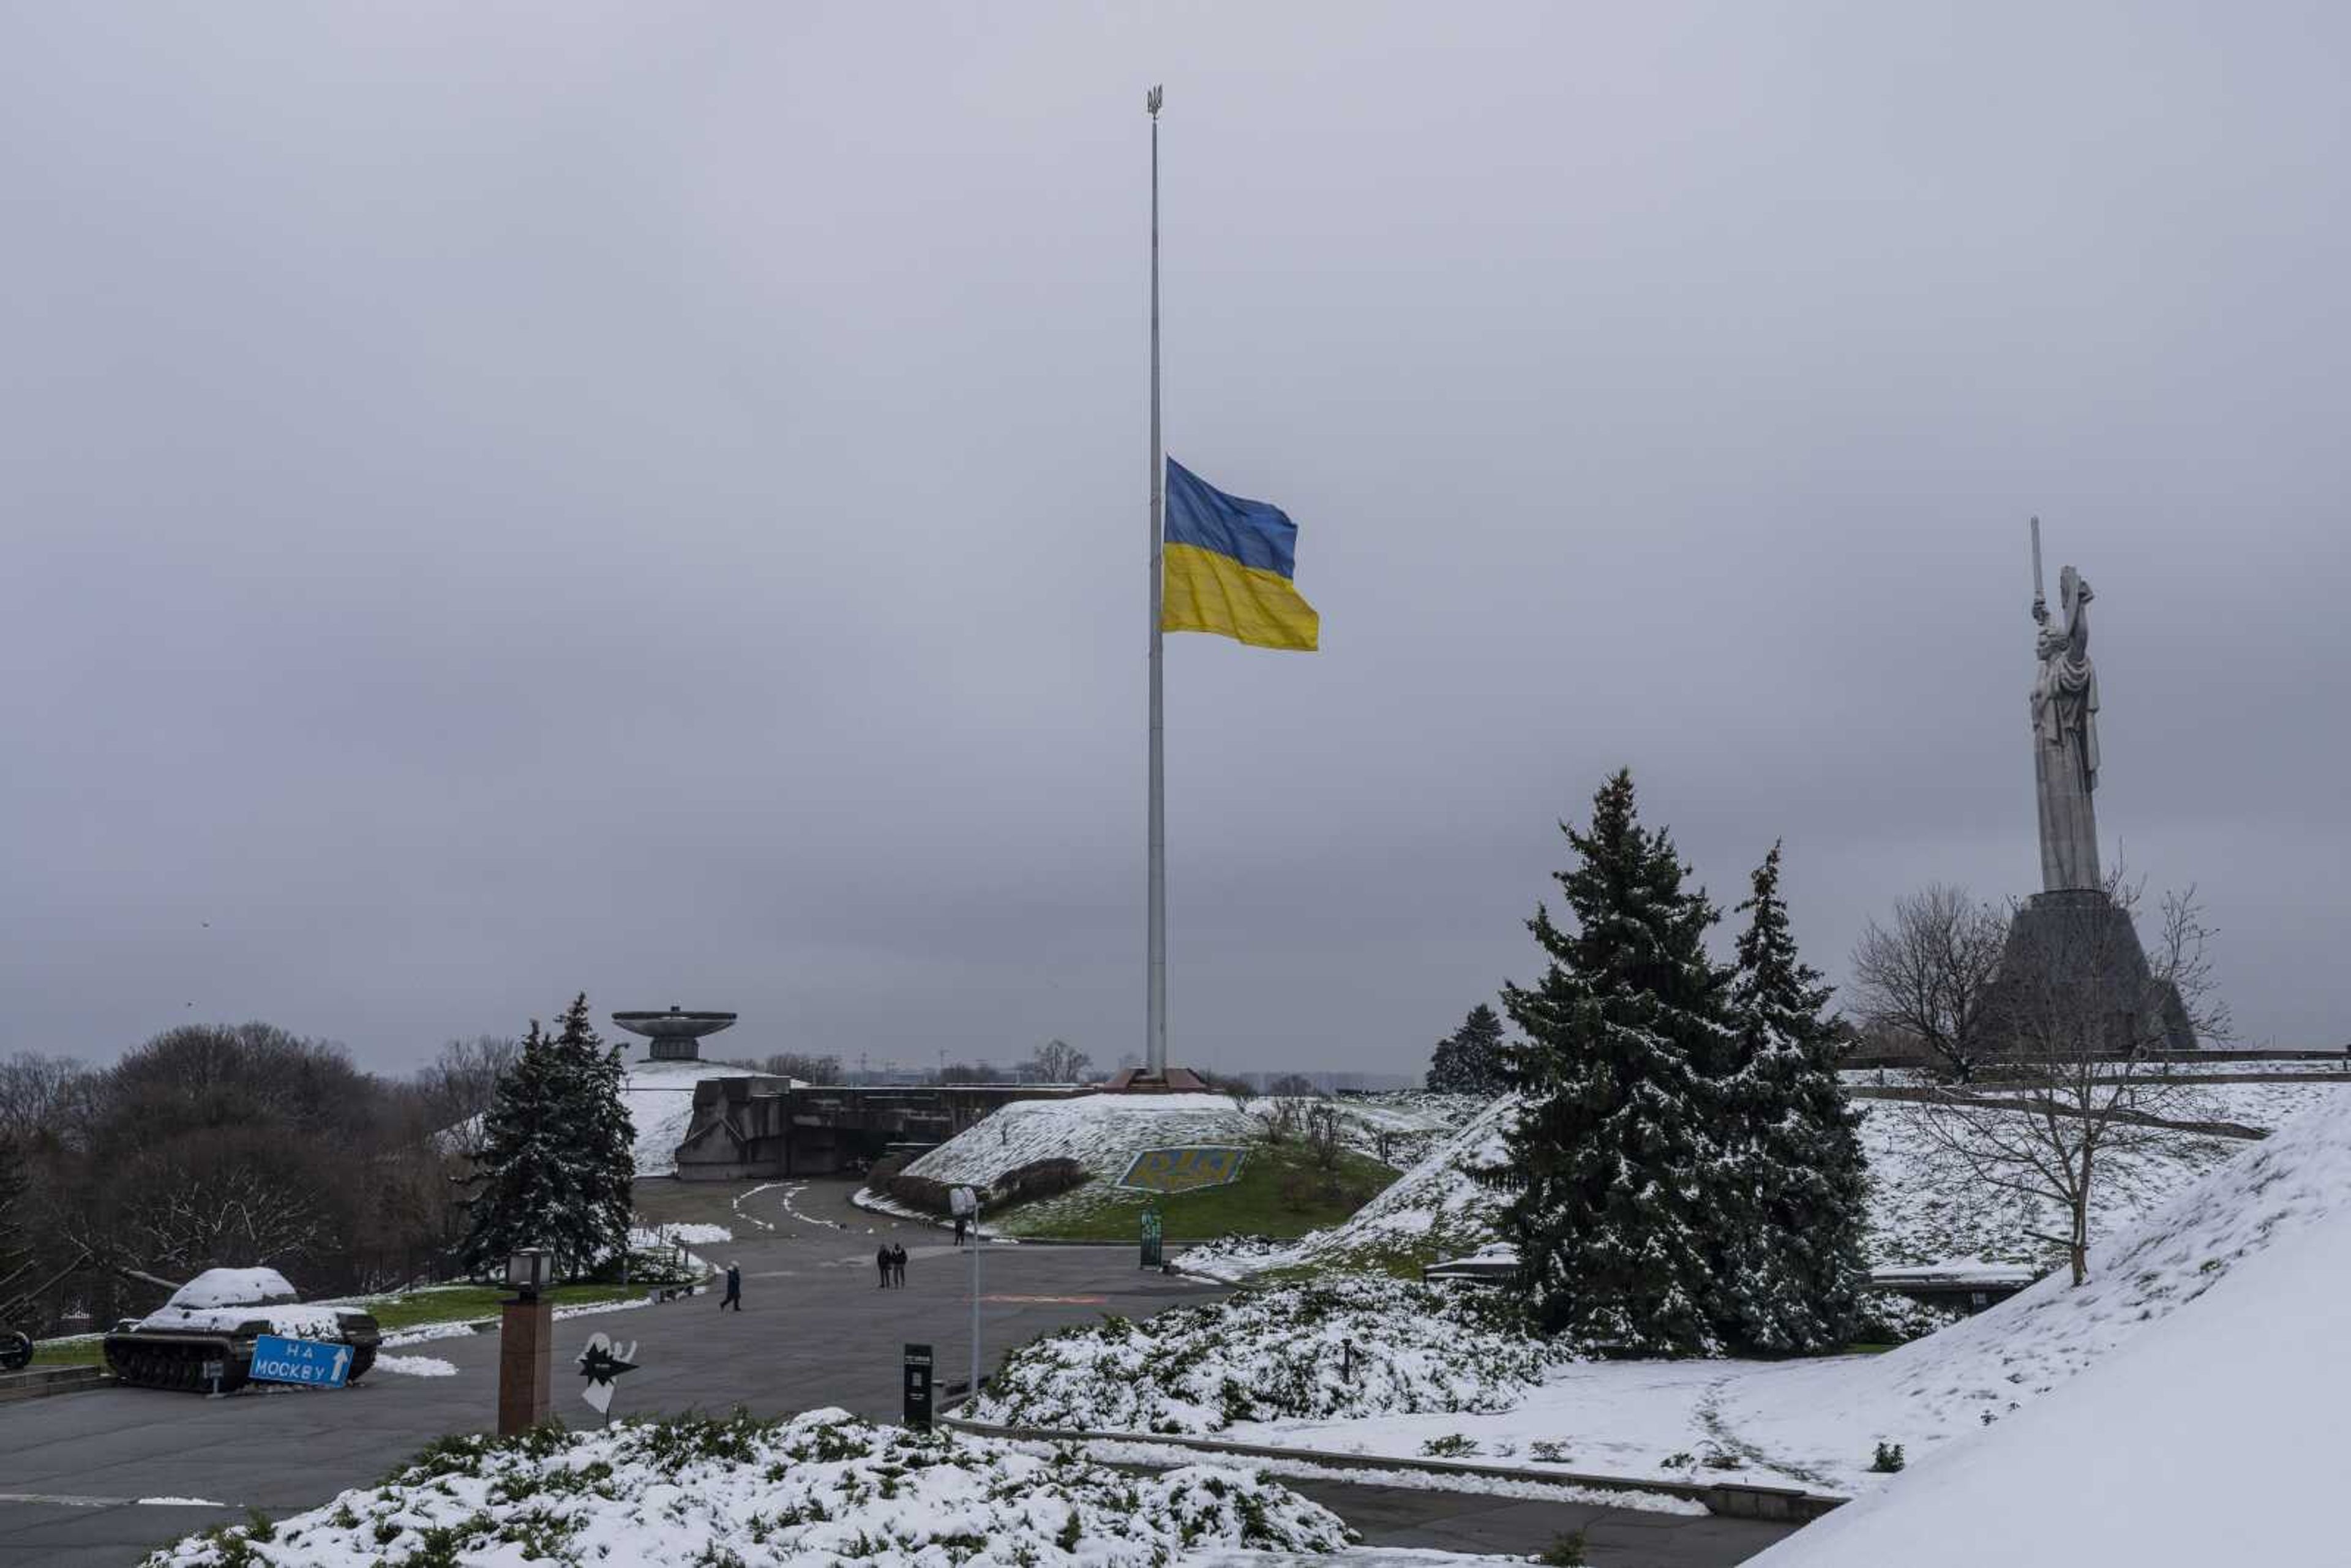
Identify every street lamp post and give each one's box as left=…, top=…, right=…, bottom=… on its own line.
left=498, top=1246, right=554, bottom=1436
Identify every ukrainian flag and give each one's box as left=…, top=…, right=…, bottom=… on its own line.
left=1161, top=459, right=1320, bottom=651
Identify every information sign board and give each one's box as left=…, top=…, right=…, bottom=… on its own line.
left=249, top=1335, right=352, bottom=1389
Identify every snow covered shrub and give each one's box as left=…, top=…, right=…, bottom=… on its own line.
left=1870, top=1440, right=1907, bottom=1473
left=1419, top=1433, right=1480, bottom=1458
left=970, top=1275, right=1559, bottom=1435
left=143, top=1408, right=1349, bottom=1567
left=1850, top=1290, right=1966, bottom=1346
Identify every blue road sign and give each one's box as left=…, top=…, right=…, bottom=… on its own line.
left=249, top=1334, right=353, bottom=1389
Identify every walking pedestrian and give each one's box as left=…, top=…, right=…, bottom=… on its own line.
left=953, top=1212, right=967, bottom=1247
left=891, top=1242, right=909, bottom=1288
left=876, top=1244, right=892, bottom=1288
left=719, top=1261, right=743, bottom=1311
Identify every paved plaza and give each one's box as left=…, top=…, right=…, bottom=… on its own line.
left=0, top=1180, right=1794, bottom=1567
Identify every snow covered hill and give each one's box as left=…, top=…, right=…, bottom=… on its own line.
left=141, top=1408, right=1354, bottom=1567
left=1749, top=1103, right=2351, bottom=1566
left=1191, top=1080, right=2351, bottom=1282
left=1186, top=1095, right=1520, bottom=1280
left=901, top=1092, right=1258, bottom=1192
left=1210, top=1097, right=2351, bottom=1497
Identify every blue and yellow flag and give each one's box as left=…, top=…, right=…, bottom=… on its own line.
left=1161, top=459, right=1319, bottom=651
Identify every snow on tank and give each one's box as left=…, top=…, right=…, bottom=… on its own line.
left=107, top=1268, right=380, bottom=1392
left=162, top=1268, right=301, bottom=1311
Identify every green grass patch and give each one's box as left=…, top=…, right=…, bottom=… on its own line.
left=995, top=1141, right=1398, bottom=1242
left=353, top=1283, right=647, bottom=1334
left=26, top=1285, right=649, bottom=1368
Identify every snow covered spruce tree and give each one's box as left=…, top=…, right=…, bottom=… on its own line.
left=457, top=1021, right=565, bottom=1278
left=1427, top=1003, right=1510, bottom=1095
left=1487, top=769, right=1736, bottom=1354
left=1714, top=842, right=1869, bottom=1352
left=457, top=997, right=634, bottom=1280
left=547, top=992, right=635, bottom=1273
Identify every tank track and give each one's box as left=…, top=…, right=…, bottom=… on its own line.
left=104, top=1335, right=376, bottom=1392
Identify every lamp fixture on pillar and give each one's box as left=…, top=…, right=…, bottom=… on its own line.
left=505, top=1246, right=553, bottom=1303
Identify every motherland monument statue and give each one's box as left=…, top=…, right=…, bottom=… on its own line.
left=1987, top=519, right=2196, bottom=1052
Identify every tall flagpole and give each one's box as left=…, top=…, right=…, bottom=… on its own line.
left=1145, top=84, right=1168, bottom=1079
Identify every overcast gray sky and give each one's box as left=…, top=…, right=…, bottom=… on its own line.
left=5, top=3, right=2345, bottom=1078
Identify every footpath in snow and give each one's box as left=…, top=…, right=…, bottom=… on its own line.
left=1752, top=1097, right=2351, bottom=1566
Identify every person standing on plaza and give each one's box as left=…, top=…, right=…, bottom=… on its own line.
left=876, top=1243, right=892, bottom=1288
left=719, top=1261, right=743, bottom=1311
left=890, top=1242, right=908, bottom=1288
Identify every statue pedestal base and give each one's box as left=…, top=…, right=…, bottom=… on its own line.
left=1986, top=888, right=2195, bottom=1055
left=1104, top=1066, right=1210, bottom=1093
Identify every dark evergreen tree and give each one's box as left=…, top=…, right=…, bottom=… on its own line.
left=1715, top=843, right=1870, bottom=1352
left=456, top=1021, right=567, bottom=1278
left=547, top=993, right=636, bottom=1276
left=1427, top=1004, right=1511, bottom=1095
left=1486, top=770, right=1735, bottom=1354
left=456, top=998, right=634, bottom=1281
left=0, top=1137, right=31, bottom=1300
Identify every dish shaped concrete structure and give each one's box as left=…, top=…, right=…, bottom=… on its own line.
left=612, top=1007, right=737, bottom=1062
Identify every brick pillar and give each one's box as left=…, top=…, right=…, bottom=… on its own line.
left=497, top=1297, right=553, bottom=1436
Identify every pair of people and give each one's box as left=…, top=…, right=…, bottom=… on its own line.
left=874, top=1242, right=909, bottom=1288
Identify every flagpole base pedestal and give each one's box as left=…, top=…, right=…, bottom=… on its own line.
left=1104, top=1066, right=1210, bottom=1094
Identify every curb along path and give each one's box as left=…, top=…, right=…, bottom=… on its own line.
left=940, top=1413, right=1847, bottom=1523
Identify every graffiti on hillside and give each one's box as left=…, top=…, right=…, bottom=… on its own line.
left=1117, top=1146, right=1247, bottom=1194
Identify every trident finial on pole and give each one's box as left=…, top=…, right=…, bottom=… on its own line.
left=1146, top=84, right=1163, bottom=118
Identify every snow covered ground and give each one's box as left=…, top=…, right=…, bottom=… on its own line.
left=1183, top=1097, right=1517, bottom=1281
left=902, top=1093, right=1261, bottom=1192
left=1745, top=1134, right=2351, bottom=1565
left=972, top=1276, right=1556, bottom=1434
left=898, top=1092, right=1467, bottom=1209
left=139, top=1408, right=1357, bottom=1567
left=1197, top=1097, right=2351, bottom=1499
left=629, top=1221, right=732, bottom=1249
left=621, top=1057, right=798, bottom=1177
left=1191, top=1079, right=2351, bottom=1282
left=371, top=1354, right=457, bottom=1377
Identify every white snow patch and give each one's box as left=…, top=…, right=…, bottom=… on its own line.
left=140, top=1407, right=1352, bottom=1567
left=1750, top=1101, right=2351, bottom=1566
left=1011, top=1436, right=1708, bottom=1516
left=372, top=1355, right=458, bottom=1378
left=902, top=1092, right=1261, bottom=1192
left=136, top=1498, right=231, bottom=1508
left=161, top=1269, right=298, bottom=1310
left=1187, top=1097, right=1521, bottom=1281
left=621, top=1059, right=786, bottom=1178
left=628, top=1222, right=732, bottom=1249
left=975, top=1275, right=1556, bottom=1435
left=1190, top=1081, right=2349, bottom=1285
left=1217, top=1097, right=2351, bottom=1498
left=380, top=1321, right=480, bottom=1348
left=137, top=1302, right=358, bottom=1337
left=550, top=1296, right=654, bottom=1323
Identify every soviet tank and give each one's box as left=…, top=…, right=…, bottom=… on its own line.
left=103, top=1267, right=380, bottom=1392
